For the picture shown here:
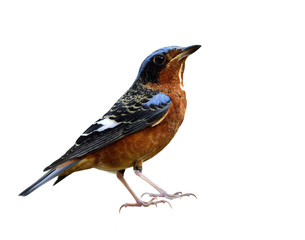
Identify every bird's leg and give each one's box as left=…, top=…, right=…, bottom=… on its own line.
left=116, top=170, right=171, bottom=212
left=134, top=169, right=197, bottom=200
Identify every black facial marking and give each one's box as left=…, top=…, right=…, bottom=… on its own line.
left=153, top=53, right=166, bottom=65
left=136, top=48, right=176, bottom=85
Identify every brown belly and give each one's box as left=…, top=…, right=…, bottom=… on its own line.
left=90, top=121, right=176, bottom=171
left=64, top=87, right=187, bottom=174
left=69, top=101, right=186, bottom=173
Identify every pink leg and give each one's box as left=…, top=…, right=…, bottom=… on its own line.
left=116, top=170, right=171, bottom=212
left=134, top=170, right=197, bottom=200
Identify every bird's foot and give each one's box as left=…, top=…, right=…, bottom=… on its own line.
left=119, top=198, right=171, bottom=212
left=141, top=191, right=197, bottom=200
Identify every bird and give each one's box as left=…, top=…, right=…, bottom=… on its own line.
left=19, top=45, right=201, bottom=210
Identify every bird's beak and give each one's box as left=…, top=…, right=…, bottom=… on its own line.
left=171, top=45, right=201, bottom=62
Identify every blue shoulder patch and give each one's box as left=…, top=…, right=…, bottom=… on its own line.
left=145, top=93, right=171, bottom=106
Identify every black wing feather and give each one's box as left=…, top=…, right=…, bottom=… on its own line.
left=44, top=86, right=171, bottom=171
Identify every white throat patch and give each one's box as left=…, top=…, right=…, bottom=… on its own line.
left=178, top=63, right=185, bottom=91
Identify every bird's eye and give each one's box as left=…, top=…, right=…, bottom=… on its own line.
left=153, top=54, right=166, bottom=65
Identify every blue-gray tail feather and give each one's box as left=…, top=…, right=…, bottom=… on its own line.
left=19, top=161, right=79, bottom=196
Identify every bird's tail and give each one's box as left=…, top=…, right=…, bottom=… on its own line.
left=19, top=160, right=80, bottom=196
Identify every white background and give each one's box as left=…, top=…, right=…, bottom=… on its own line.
left=1, top=0, right=304, bottom=239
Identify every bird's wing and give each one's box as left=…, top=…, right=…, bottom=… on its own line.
left=44, top=89, right=171, bottom=171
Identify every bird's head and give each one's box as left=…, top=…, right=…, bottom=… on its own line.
left=136, top=45, right=201, bottom=87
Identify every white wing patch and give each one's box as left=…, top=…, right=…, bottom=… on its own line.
left=96, top=118, right=120, bottom=132
left=80, top=117, right=121, bottom=137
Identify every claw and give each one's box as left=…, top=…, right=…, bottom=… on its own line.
left=148, top=197, right=158, bottom=202
left=161, top=199, right=172, bottom=208
left=141, top=192, right=151, bottom=198
left=174, top=192, right=197, bottom=199
left=186, top=193, right=197, bottom=199
left=141, top=191, right=197, bottom=200
left=119, top=199, right=171, bottom=213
